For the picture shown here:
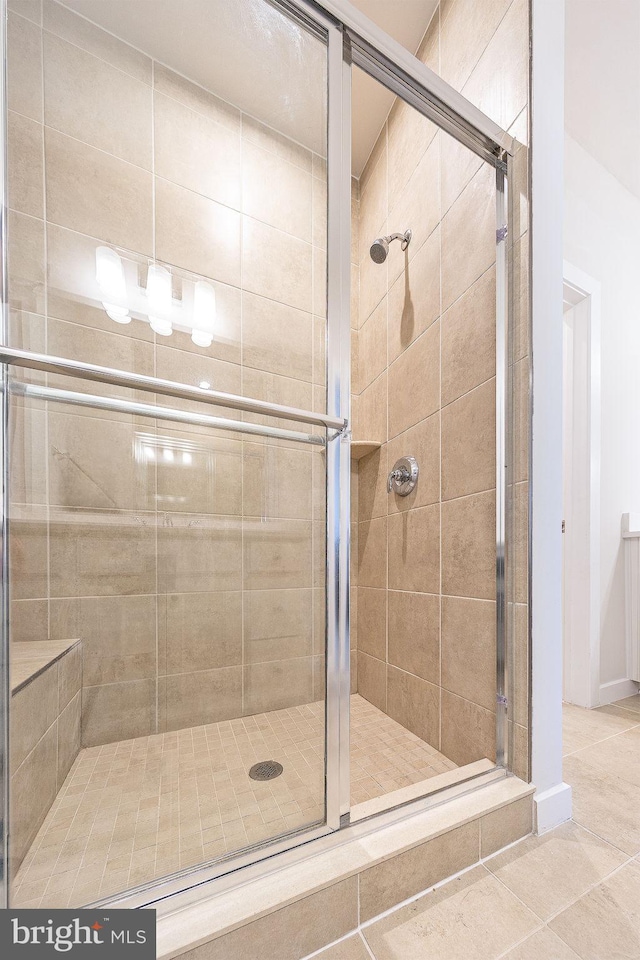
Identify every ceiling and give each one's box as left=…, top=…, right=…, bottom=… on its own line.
left=565, top=0, right=640, bottom=199
left=61, top=0, right=437, bottom=177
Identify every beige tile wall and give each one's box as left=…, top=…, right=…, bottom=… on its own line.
left=352, top=0, right=530, bottom=774
left=7, top=0, right=331, bottom=745
left=10, top=641, right=82, bottom=873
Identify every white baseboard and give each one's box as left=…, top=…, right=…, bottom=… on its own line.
left=534, top=782, right=572, bottom=834
left=599, top=678, right=639, bottom=705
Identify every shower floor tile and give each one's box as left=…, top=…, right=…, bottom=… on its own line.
left=12, top=695, right=455, bottom=908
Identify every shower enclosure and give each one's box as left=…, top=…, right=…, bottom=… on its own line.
left=0, top=0, right=528, bottom=911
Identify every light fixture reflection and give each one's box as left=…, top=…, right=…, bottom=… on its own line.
left=96, top=246, right=226, bottom=349
left=146, top=264, right=173, bottom=336
left=95, top=246, right=130, bottom=324
left=191, top=281, right=217, bottom=347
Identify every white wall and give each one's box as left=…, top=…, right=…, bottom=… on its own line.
left=564, top=133, right=640, bottom=688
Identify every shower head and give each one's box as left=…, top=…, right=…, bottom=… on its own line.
left=370, top=237, right=389, bottom=264
left=369, top=230, right=412, bottom=264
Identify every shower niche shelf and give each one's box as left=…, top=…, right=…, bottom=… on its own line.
left=351, top=440, right=382, bottom=460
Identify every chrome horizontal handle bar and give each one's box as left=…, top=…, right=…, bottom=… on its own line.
left=0, top=347, right=346, bottom=432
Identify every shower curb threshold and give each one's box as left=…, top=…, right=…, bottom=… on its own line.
left=156, top=775, right=535, bottom=959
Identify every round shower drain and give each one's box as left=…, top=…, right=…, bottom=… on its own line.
left=249, top=760, right=284, bottom=781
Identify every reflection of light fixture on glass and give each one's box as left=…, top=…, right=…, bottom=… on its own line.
left=198, top=380, right=211, bottom=390
left=95, top=246, right=130, bottom=324
left=182, top=452, right=192, bottom=465
left=163, top=448, right=174, bottom=462
left=191, top=281, right=217, bottom=347
left=146, top=263, right=173, bottom=336
left=143, top=445, right=155, bottom=461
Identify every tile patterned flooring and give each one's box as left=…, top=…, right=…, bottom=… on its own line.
left=309, top=693, right=640, bottom=960
left=12, top=694, right=455, bottom=908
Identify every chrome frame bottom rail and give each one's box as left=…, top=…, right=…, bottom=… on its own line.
left=12, top=382, right=327, bottom=446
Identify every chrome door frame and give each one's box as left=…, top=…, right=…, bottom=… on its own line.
left=0, top=0, right=516, bottom=912
left=0, top=0, right=8, bottom=912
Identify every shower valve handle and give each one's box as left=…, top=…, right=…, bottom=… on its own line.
left=387, top=467, right=410, bottom=491
left=387, top=456, right=419, bottom=496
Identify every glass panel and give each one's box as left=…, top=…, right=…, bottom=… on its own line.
left=350, top=63, right=499, bottom=818
left=6, top=0, right=328, bottom=908
left=7, top=0, right=327, bottom=409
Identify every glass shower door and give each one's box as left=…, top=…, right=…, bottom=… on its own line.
left=2, top=0, right=347, bottom=909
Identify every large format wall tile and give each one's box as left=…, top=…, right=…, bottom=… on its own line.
left=44, top=32, right=152, bottom=168
left=8, top=111, right=44, bottom=218
left=49, top=509, right=157, bottom=597
left=159, top=591, right=242, bottom=674
left=441, top=689, right=496, bottom=764
left=65, top=595, right=157, bottom=686
left=243, top=658, right=313, bottom=715
left=354, top=372, right=387, bottom=444
left=387, top=138, right=440, bottom=284
left=358, top=298, right=387, bottom=391
left=153, top=63, right=240, bottom=130
left=441, top=378, right=496, bottom=501
left=387, top=665, right=440, bottom=747
left=10, top=723, right=58, bottom=869
left=57, top=690, right=81, bottom=787
left=154, top=92, right=241, bottom=208
left=388, top=590, right=440, bottom=685
left=243, top=443, right=313, bottom=520
left=10, top=666, right=59, bottom=770
left=243, top=518, right=312, bottom=590
left=10, top=515, right=49, bottom=600
left=82, top=678, right=156, bottom=746
left=387, top=97, right=437, bottom=214
left=441, top=265, right=496, bottom=405
left=442, top=596, right=496, bottom=712
left=160, top=666, right=242, bottom=731
left=386, top=413, right=440, bottom=513
left=58, top=643, right=82, bottom=710
left=242, top=217, right=312, bottom=312
left=155, top=430, right=243, bottom=517
left=357, top=652, right=386, bottom=713
left=242, top=140, right=312, bottom=242
left=243, top=114, right=312, bottom=171
left=43, top=0, right=152, bottom=84
left=441, top=490, right=496, bottom=600
left=388, top=322, right=440, bottom=438
left=440, top=0, right=513, bottom=91
left=441, top=164, right=496, bottom=312
left=242, top=292, right=313, bottom=383
left=462, top=0, right=529, bottom=133
left=158, top=515, right=242, bottom=594
left=357, top=587, right=387, bottom=661
left=387, top=227, right=440, bottom=363
left=47, top=412, right=155, bottom=511
left=155, top=178, right=241, bottom=286
left=243, top=588, right=312, bottom=663
left=357, top=517, right=387, bottom=589
left=8, top=11, right=42, bottom=121
left=8, top=211, right=45, bottom=316
left=45, top=129, right=153, bottom=254
left=388, top=505, right=440, bottom=594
